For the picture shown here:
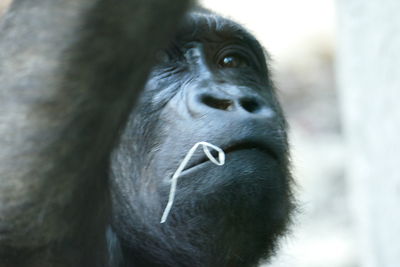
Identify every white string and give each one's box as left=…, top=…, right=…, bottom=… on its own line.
left=160, top=141, right=225, bottom=223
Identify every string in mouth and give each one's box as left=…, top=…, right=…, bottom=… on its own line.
left=160, top=141, right=225, bottom=223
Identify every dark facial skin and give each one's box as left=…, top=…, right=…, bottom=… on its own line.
left=109, top=10, right=294, bottom=267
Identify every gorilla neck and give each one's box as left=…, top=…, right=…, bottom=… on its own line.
left=107, top=204, right=274, bottom=267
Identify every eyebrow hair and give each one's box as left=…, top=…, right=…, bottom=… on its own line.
left=177, top=11, right=267, bottom=60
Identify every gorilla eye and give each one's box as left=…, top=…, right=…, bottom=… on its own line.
left=218, top=54, right=248, bottom=68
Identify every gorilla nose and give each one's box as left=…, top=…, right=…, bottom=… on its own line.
left=200, top=94, right=234, bottom=111
left=198, top=93, right=273, bottom=116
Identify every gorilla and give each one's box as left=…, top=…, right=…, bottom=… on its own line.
left=0, top=1, right=293, bottom=267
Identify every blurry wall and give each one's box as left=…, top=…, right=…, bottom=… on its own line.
left=0, top=0, right=12, bottom=16
left=336, top=0, right=400, bottom=266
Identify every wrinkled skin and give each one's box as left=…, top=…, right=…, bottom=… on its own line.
left=109, top=10, right=294, bottom=267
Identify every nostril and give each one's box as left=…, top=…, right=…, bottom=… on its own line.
left=240, top=97, right=261, bottom=113
left=201, top=94, right=233, bottom=111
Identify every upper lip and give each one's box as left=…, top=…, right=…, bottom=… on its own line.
left=182, top=140, right=279, bottom=172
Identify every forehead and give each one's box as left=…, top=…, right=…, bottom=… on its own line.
left=176, top=11, right=263, bottom=48
left=170, top=10, right=270, bottom=73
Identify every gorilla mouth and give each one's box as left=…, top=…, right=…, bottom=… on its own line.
left=182, top=141, right=278, bottom=172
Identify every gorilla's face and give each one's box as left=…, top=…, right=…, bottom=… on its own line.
left=110, top=11, right=293, bottom=267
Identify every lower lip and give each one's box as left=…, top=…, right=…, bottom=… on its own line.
left=181, top=148, right=276, bottom=175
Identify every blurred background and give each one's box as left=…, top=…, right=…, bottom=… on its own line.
left=1, top=0, right=399, bottom=266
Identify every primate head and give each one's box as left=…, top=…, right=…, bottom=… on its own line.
left=109, top=9, right=294, bottom=267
